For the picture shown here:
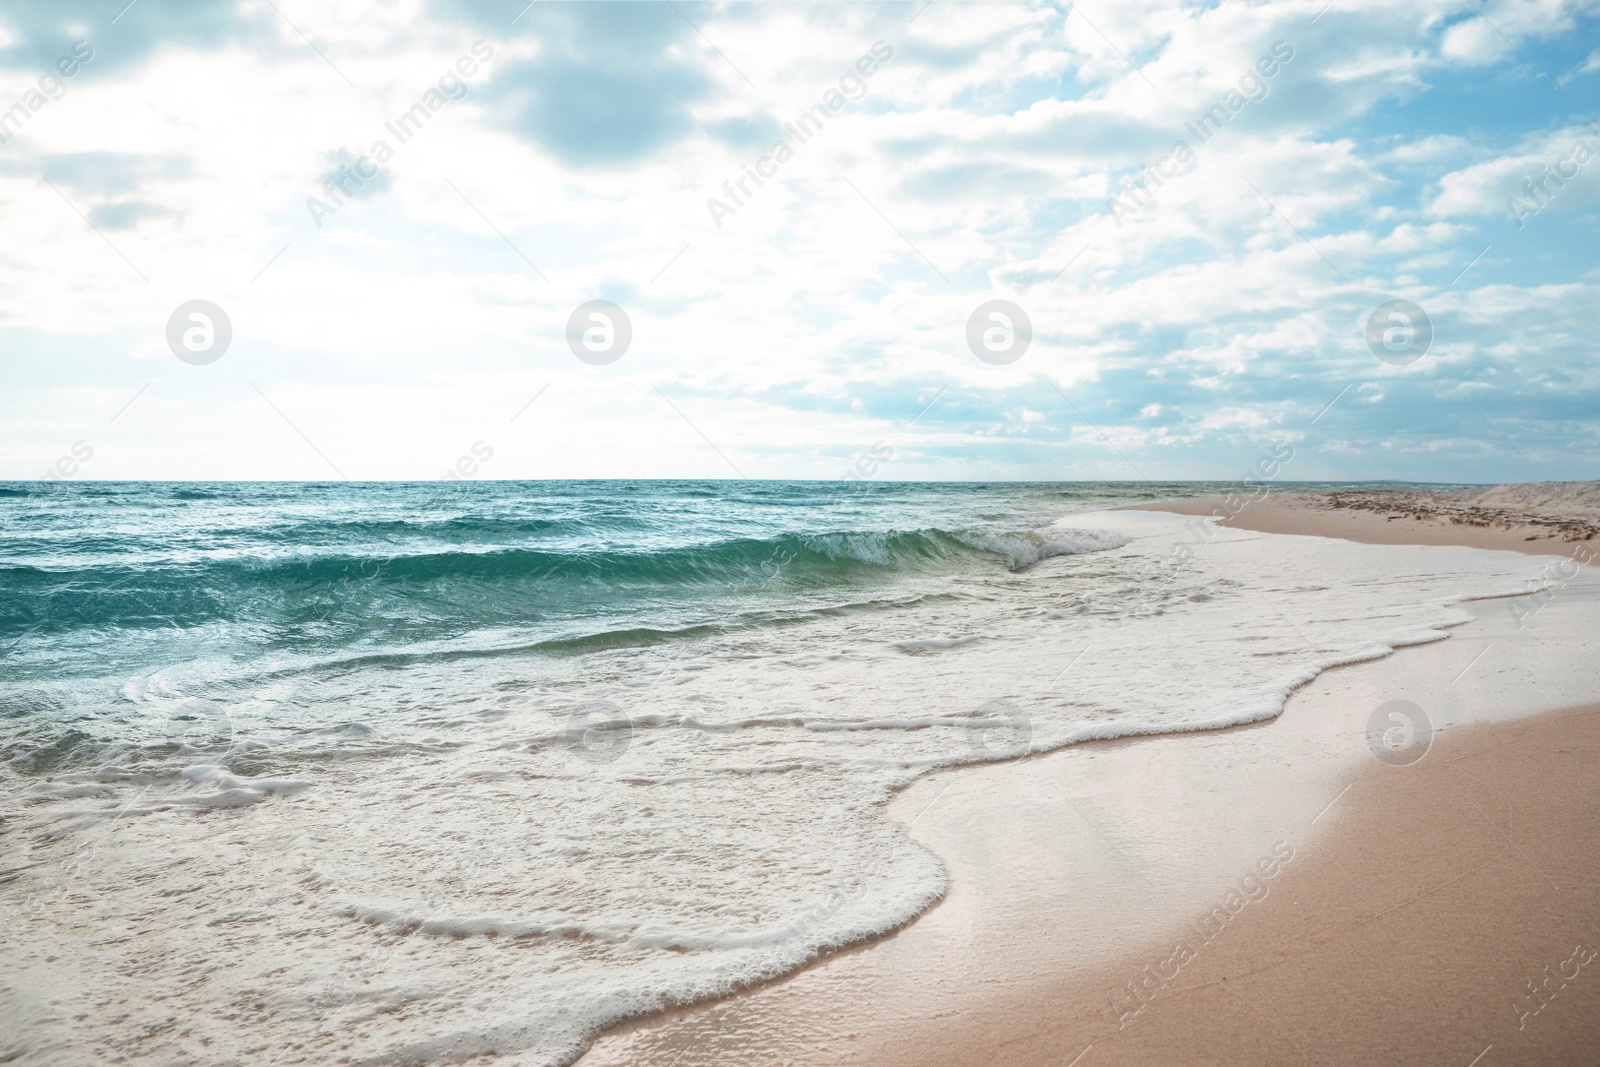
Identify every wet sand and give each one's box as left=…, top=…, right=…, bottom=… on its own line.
left=577, top=507, right=1600, bottom=1067
left=850, top=701, right=1600, bottom=1067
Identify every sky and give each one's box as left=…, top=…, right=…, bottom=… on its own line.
left=0, top=0, right=1597, bottom=483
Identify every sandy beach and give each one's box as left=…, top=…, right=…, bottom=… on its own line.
left=7, top=0, right=1598, bottom=1060
left=579, top=488, right=1600, bottom=1067
left=8, top=484, right=1597, bottom=1067
left=1125, top=484, right=1600, bottom=558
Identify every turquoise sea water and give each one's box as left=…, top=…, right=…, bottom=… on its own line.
left=1, top=478, right=1454, bottom=763
left=7, top=478, right=1541, bottom=1067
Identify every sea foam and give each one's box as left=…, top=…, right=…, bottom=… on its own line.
left=0, top=504, right=1556, bottom=1067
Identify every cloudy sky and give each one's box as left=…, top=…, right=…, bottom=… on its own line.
left=1, top=0, right=1597, bottom=482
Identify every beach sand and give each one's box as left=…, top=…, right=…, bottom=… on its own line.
left=1124, top=490, right=1599, bottom=558
left=578, top=499, right=1600, bottom=1067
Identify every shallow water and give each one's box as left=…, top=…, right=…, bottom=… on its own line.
left=1, top=479, right=1532, bottom=1066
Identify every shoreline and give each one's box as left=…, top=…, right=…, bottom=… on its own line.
left=1123, top=491, right=1598, bottom=559
left=1035, top=699, right=1600, bottom=1066
left=578, top=503, right=1600, bottom=1067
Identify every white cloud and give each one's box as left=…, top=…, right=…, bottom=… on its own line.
left=1429, top=122, right=1600, bottom=222
left=0, top=0, right=1597, bottom=481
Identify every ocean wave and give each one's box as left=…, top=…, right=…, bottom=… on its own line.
left=0, top=525, right=1128, bottom=637
left=236, top=525, right=1126, bottom=583
left=1, top=500, right=1569, bottom=1067
left=948, top=526, right=1128, bottom=568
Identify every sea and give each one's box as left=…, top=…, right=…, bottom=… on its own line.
left=0, top=480, right=1551, bottom=1065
